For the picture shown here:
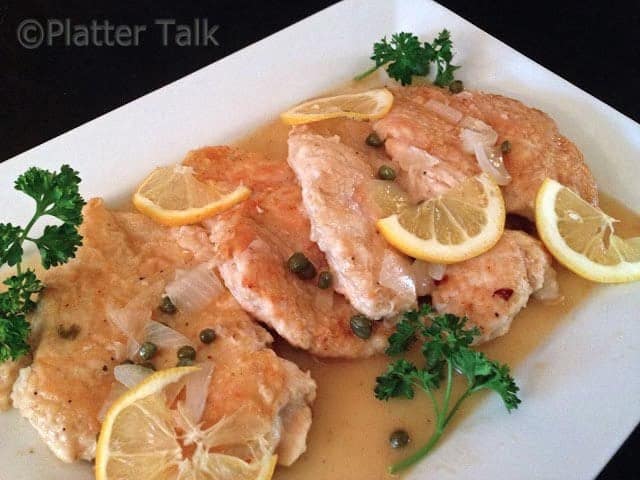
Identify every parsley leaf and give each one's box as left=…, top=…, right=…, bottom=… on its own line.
left=355, top=29, right=459, bottom=87
left=35, top=224, right=83, bottom=269
left=375, top=359, right=419, bottom=400
left=374, top=308, right=520, bottom=474
left=0, top=223, right=23, bottom=267
left=0, top=165, right=84, bottom=363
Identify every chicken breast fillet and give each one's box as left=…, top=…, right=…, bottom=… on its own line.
left=374, top=85, right=598, bottom=218
left=184, top=146, right=393, bottom=358
left=11, top=199, right=315, bottom=466
left=287, top=127, right=416, bottom=319
left=432, top=230, right=559, bottom=343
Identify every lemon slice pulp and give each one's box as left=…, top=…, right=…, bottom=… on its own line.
left=377, top=174, right=506, bottom=263
left=280, top=88, right=394, bottom=125
left=133, top=165, right=251, bottom=226
left=535, top=178, right=640, bottom=283
left=95, top=366, right=277, bottom=480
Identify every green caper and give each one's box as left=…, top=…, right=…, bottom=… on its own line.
left=199, top=328, right=217, bottom=344
left=365, top=132, right=384, bottom=147
left=500, top=140, right=512, bottom=154
left=350, top=314, right=373, bottom=339
left=448, top=80, right=464, bottom=94
left=177, top=345, right=196, bottom=361
left=378, top=165, right=396, bottom=181
left=139, top=361, right=156, bottom=371
left=297, top=262, right=317, bottom=280
left=137, top=341, right=158, bottom=361
left=389, top=429, right=410, bottom=449
left=159, top=296, right=177, bottom=314
left=177, top=358, right=194, bottom=367
left=287, top=252, right=310, bottom=273
left=57, top=323, right=81, bottom=340
left=317, top=271, right=332, bottom=289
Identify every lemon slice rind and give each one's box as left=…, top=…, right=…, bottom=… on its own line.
left=535, top=178, right=640, bottom=283
left=280, top=88, right=394, bottom=125
left=377, top=174, right=505, bottom=264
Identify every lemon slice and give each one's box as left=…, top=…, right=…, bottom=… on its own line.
left=377, top=174, right=506, bottom=263
left=535, top=178, right=640, bottom=283
left=280, top=88, right=394, bottom=125
left=133, top=165, right=251, bottom=226
left=96, top=366, right=277, bottom=480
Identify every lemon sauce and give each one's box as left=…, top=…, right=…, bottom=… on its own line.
left=235, top=111, right=640, bottom=480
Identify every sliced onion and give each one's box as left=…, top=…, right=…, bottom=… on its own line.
left=459, top=116, right=498, bottom=154
left=426, top=262, right=447, bottom=281
left=106, top=297, right=151, bottom=343
left=409, top=260, right=432, bottom=297
left=386, top=139, right=440, bottom=171
left=183, top=361, right=214, bottom=424
left=425, top=99, right=463, bottom=124
left=97, top=382, right=127, bottom=421
left=473, top=143, right=512, bottom=185
left=145, top=320, right=194, bottom=349
left=165, top=263, right=224, bottom=312
left=379, top=251, right=416, bottom=298
left=114, top=363, right=154, bottom=388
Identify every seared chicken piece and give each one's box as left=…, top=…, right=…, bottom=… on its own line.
left=287, top=128, right=416, bottom=319
left=184, top=146, right=393, bottom=357
left=11, top=199, right=315, bottom=466
left=375, top=85, right=598, bottom=218
left=432, top=230, right=559, bottom=343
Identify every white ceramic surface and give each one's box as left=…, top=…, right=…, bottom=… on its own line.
left=1, top=1, right=639, bottom=479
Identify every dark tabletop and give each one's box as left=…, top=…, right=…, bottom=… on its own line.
left=0, top=1, right=638, bottom=478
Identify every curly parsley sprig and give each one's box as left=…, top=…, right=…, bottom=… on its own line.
left=0, top=165, right=85, bottom=362
left=375, top=304, right=520, bottom=474
left=355, top=30, right=459, bottom=87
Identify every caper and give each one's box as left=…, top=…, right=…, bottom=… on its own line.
left=500, top=140, right=512, bottom=154
left=297, top=262, right=317, bottom=280
left=159, top=296, right=177, bottom=314
left=57, top=323, right=80, bottom=340
left=389, top=429, right=410, bottom=449
left=350, top=314, right=373, bottom=339
left=137, top=341, right=158, bottom=361
left=317, top=271, right=332, bottom=289
left=287, top=252, right=310, bottom=273
left=177, top=358, right=194, bottom=367
left=449, top=80, right=464, bottom=94
left=378, top=165, right=396, bottom=181
left=177, top=345, right=196, bottom=361
left=139, top=361, right=156, bottom=371
left=365, top=132, right=384, bottom=147
left=199, top=328, right=217, bottom=344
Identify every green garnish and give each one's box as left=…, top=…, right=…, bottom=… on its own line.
left=0, top=165, right=85, bottom=362
left=375, top=304, right=520, bottom=474
left=355, top=30, right=459, bottom=87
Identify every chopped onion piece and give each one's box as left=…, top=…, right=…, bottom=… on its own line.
left=473, top=143, right=512, bottom=185
left=426, top=262, right=447, bottom=281
left=97, top=382, right=127, bottom=421
left=106, top=296, right=151, bottom=343
left=425, top=99, right=463, bottom=124
left=114, top=363, right=154, bottom=388
left=459, top=116, right=498, bottom=154
left=379, top=251, right=416, bottom=298
left=145, top=320, right=194, bottom=349
left=183, top=361, right=214, bottom=423
left=165, top=263, right=224, bottom=312
left=409, top=260, right=434, bottom=297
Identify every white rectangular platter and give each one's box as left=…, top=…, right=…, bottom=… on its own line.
left=1, top=1, right=639, bottom=479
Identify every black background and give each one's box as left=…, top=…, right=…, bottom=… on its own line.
left=1, top=0, right=638, bottom=478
